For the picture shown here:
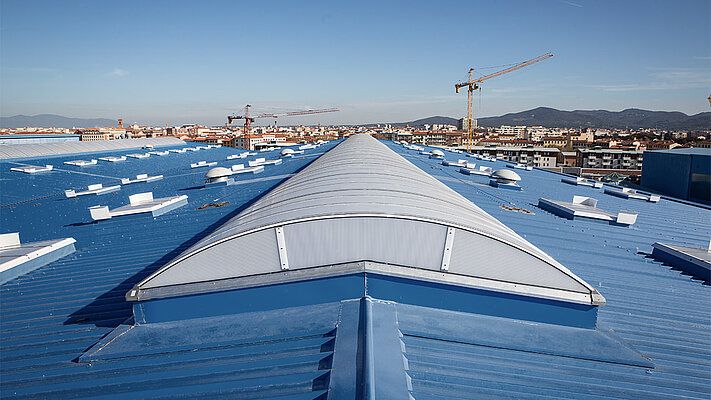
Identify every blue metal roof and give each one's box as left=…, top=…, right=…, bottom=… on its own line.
left=1, top=139, right=710, bottom=399
left=647, top=148, right=710, bottom=156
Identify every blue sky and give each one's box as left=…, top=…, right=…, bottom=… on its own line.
left=1, top=0, right=709, bottom=126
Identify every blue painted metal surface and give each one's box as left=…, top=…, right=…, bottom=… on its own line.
left=1, top=139, right=709, bottom=399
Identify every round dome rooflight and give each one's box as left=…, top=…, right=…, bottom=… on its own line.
left=491, top=169, right=522, bottom=184
left=430, top=149, right=445, bottom=158
left=280, top=148, right=295, bottom=157
left=204, top=167, right=232, bottom=183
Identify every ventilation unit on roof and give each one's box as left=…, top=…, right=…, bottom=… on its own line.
left=507, top=163, right=533, bottom=171
left=280, top=148, right=304, bottom=157
left=299, top=144, right=319, bottom=150
left=490, top=169, right=522, bottom=190
left=0, top=232, right=76, bottom=284
left=538, top=196, right=638, bottom=226
left=651, top=241, right=710, bottom=282
left=460, top=165, right=492, bottom=176
left=169, top=149, right=187, bottom=153
left=562, top=177, right=603, bottom=188
left=149, top=151, right=170, bottom=156
left=185, top=147, right=200, bottom=151
left=204, top=167, right=235, bottom=187
left=429, top=150, right=445, bottom=159
left=65, top=183, right=121, bottom=198
left=89, top=192, right=188, bottom=221
left=99, top=156, right=126, bottom=162
left=121, top=173, right=163, bottom=185
left=190, top=161, right=218, bottom=169
left=64, top=159, right=97, bottom=166
left=127, top=153, right=150, bottom=159
left=442, top=159, right=471, bottom=167
left=604, top=187, right=660, bottom=202
left=10, top=165, right=53, bottom=174
left=230, top=164, right=264, bottom=175
left=227, top=151, right=255, bottom=160
left=248, top=158, right=282, bottom=167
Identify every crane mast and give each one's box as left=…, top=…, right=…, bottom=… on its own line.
left=456, top=52, right=553, bottom=152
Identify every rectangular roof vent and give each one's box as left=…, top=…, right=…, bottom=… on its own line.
left=121, top=173, right=163, bottom=185
left=507, top=163, right=533, bottom=171
left=89, top=192, right=188, bottom=221
left=149, top=150, right=170, bottom=156
left=169, top=148, right=187, bottom=153
left=0, top=232, right=76, bottom=284
left=65, top=183, right=121, bottom=198
left=604, top=187, right=660, bottom=202
left=126, top=153, right=150, bottom=159
left=98, top=156, right=126, bottom=162
left=190, top=161, right=218, bottom=168
left=63, top=159, right=97, bottom=166
left=248, top=158, right=283, bottom=167
left=562, top=177, right=603, bottom=188
left=442, top=159, right=472, bottom=167
left=460, top=165, right=492, bottom=176
left=230, top=164, right=264, bottom=175
left=227, top=151, right=256, bottom=160
left=10, top=164, right=53, bottom=174
left=538, top=196, right=638, bottom=225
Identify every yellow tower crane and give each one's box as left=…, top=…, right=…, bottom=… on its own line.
left=456, top=52, right=554, bottom=152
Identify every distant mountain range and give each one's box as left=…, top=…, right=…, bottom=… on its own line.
left=0, top=114, right=118, bottom=129
left=396, top=108, right=711, bottom=130
left=3, top=108, right=710, bottom=130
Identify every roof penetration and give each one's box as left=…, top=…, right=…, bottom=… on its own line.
left=131, top=134, right=604, bottom=306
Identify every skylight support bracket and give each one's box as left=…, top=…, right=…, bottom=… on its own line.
left=275, top=226, right=289, bottom=270
left=440, top=227, right=455, bottom=272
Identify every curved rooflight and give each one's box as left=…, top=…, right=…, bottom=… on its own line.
left=129, top=134, right=604, bottom=306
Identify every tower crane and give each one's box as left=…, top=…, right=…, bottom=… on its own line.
left=227, top=104, right=339, bottom=133
left=456, top=52, right=554, bottom=152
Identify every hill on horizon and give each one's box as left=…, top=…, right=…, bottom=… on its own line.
left=0, top=114, right=119, bottom=129
left=396, top=108, right=711, bottom=131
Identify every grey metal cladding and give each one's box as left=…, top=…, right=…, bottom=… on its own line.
left=135, top=134, right=601, bottom=304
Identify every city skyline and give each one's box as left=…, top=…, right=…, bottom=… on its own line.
left=1, top=0, right=709, bottom=126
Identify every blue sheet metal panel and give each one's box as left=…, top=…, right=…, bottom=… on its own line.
left=0, top=143, right=337, bottom=399
left=388, top=141, right=711, bottom=399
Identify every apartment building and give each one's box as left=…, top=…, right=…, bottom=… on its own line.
left=469, top=146, right=559, bottom=168
left=576, top=148, right=644, bottom=170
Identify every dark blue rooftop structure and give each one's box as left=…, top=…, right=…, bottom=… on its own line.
left=1, top=135, right=710, bottom=399
left=641, top=147, right=711, bottom=205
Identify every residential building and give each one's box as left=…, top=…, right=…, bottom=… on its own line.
left=576, top=148, right=644, bottom=170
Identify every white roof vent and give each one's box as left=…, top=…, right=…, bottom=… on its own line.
left=562, top=177, right=603, bottom=188
left=121, top=173, right=163, bottom=185
left=490, top=169, right=522, bottom=190
left=190, top=161, right=218, bottom=169
left=10, top=165, right=53, bottom=174
left=460, top=165, right=492, bottom=176
left=442, top=159, right=471, bottom=167
left=65, top=183, right=121, bottom=198
left=89, top=192, right=188, bottom=221
left=248, top=158, right=283, bottom=167
left=99, top=156, right=126, bottom=162
left=64, top=159, right=97, bottom=166
left=127, top=153, right=150, bottom=159
left=429, top=149, right=445, bottom=159
left=538, top=196, right=638, bottom=226
left=604, top=187, right=660, bottom=202
left=205, top=167, right=234, bottom=186
left=507, top=163, right=533, bottom=171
